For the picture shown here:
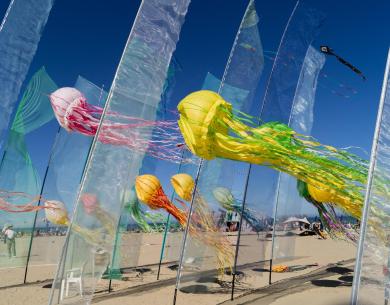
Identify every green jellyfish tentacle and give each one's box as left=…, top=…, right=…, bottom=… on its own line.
left=177, top=90, right=369, bottom=220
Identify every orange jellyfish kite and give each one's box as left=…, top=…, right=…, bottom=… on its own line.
left=135, top=175, right=187, bottom=226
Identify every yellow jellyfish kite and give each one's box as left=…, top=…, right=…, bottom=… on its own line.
left=177, top=90, right=368, bottom=219
left=44, top=200, right=70, bottom=226
left=171, top=173, right=194, bottom=201
left=171, top=173, right=234, bottom=276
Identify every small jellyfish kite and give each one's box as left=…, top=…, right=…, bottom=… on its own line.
left=213, top=187, right=266, bottom=233
left=171, top=173, right=234, bottom=276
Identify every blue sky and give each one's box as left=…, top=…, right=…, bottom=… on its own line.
left=1, top=0, right=390, bottom=220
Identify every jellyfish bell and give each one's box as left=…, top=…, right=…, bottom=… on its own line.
left=171, top=173, right=194, bottom=201
left=80, top=193, right=101, bottom=214
left=178, top=90, right=268, bottom=164
left=50, top=87, right=85, bottom=131
left=177, top=90, right=232, bottom=160
left=135, top=175, right=163, bottom=209
left=44, top=200, right=69, bottom=226
left=212, top=187, right=235, bottom=211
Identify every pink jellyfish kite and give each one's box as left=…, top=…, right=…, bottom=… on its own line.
left=49, top=87, right=186, bottom=162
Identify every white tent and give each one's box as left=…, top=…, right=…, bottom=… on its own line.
left=283, top=217, right=310, bottom=225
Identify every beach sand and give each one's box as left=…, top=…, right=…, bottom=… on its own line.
left=0, top=232, right=357, bottom=305
left=269, top=286, right=352, bottom=305
left=221, top=267, right=355, bottom=305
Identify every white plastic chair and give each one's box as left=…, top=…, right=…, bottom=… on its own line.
left=60, top=268, right=83, bottom=300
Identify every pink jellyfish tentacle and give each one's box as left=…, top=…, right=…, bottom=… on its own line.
left=50, top=87, right=182, bottom=133
left=0, top=190, right=57, bottom=213
left=62, top=93, right=180, bottom=133
left=64, top=98, right=100, bottom=136
left=50, top=87, right=189, bottom=162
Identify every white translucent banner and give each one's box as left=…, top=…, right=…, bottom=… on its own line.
left=352, top=48, right=390, bottom=305
left=0, top=0, right=54, bottom=140
left=271, top=46, right=326, bottom=260
left=49, top=0, right=190, bottom=304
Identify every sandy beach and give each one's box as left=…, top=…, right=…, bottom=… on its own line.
left=0, top=232, right=357, bottom=305
left=221, top=263, right=355, bottom=305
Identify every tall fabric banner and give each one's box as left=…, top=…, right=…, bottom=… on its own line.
left=0, top=0, right=54, bottom=142
left=271, top=46, right=326, bottom=259
left=49, top=0, right=191, bottom=304
left=352, top=49, right=390, bottom=305
left=0, top=67, right=57, bottom=227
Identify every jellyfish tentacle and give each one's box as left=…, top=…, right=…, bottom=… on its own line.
left=50, top=88, right=186, bottom=163
left=177, top=90, right=368, bottom=219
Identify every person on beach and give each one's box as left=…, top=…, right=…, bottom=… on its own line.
left=2, top=224, right=16, bottom=258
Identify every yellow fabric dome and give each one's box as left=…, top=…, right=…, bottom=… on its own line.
left=177, top=90, right=232, bottom=160
left=135, top=174, right=161, bottom=205
left=171, top=173, right=194, bottom=201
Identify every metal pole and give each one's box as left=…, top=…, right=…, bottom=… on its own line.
left=24, top=125, right=61, bottom=283
left=108, top=217, right=123, bottom=292
left=157, top=151, right=185, bottom=280
left=0, top=149, right=6, bottom=172
left=157, top=214, right=170, bottom=280
left=268, top=171, right=283, bottom=286
left=351, top=48, right=390, bottom=305
left=231, top=164, right=252, bottom=300
left=172, top=160, right=203, bottom=305
left=49, top=219, right=71, bottom=304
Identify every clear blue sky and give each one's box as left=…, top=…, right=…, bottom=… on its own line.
left=1, top=0, right=390, bottom=218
